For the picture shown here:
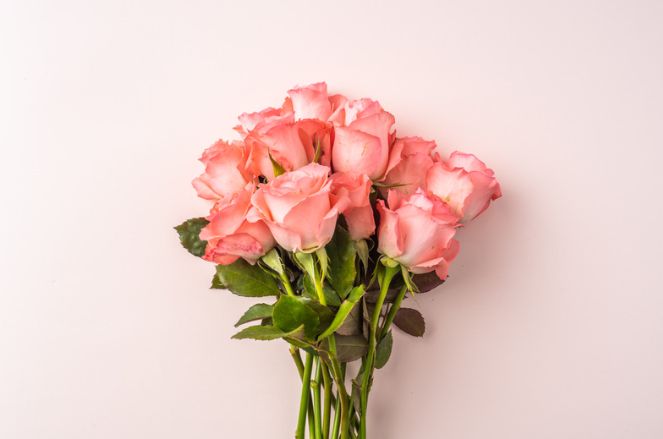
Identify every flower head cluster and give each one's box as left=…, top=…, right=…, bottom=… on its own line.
left=193, top=82, right=501, bottom=280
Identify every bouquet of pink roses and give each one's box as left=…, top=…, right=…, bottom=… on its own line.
left=175, top=82, right=501, bottom=439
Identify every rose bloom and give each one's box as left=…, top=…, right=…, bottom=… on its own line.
left=329, top=172, right=375, bottom=240
left=200, top=186, right=275, bottom=265
left=426, top=151, right=502, bottom=222
left=381, top=136, right=437, bottom=204
left=235, top=87, right=332, bottom=179
left=377, top=189, right=460, bottom=280
left=192, top=140, right=254, bottom=202
left=331, top=98, right=395, bottom=180
left=249, top=163, right=348, bottom=252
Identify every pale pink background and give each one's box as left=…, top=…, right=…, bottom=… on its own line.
left=2, top=1, right=663, bottom=438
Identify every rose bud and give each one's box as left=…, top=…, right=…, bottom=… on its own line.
left=426, top=151, right=502, bottom=222
left=192, top=140, right=254, bottom=202
left=200, top=186, right=275, bottom=265
left=377, top=189, right=460, bottom=280
left=249, top=163, right=348, bottom=252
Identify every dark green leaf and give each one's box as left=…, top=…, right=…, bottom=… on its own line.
left=326, top=227, right=357, bottom=299
left=393, top=308, right=425, bottom=337
left=231, top=324, right=301, bottom=341
left=317, top=286, right=365, bottom=340
left=214, top=259, right=281, bottom=297
left=413, top=272, right=445, bottom=293
left=174, top=217, right=209, bottom=257
left=336, top=302, right=362, bottom=336
left=273, top=296, right=320, bottom=339
left=334, top=334, right=368, bottom=362
left=234, top=303, right=274, bottom=327
left=375, top=331, right=393, bottom=369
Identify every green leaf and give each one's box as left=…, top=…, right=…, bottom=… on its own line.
left=334, top=334, right=368, bottom=362
left=234, top=303, right=274, bottom=327
left=174, top=217, right=209, bottom=257
left=269, top=154, right=285, bottom=177
left=413, top=272, right=445, bottom=293
left=231, top=324, right=302, bottom=341
left=214, top=259, right=281, bottom=297
left=273, top=295, right=320, bottom=339
left=260, top=249, right=284, bottom=275
left=393, top=308, right=425, bottom=337
left=317, top=286, right=365, bottom=340
left=325, top=227, right=357, bottom=299
left=375, top=331, right=393, bottom=369
left=211, top=272, right=224, bottom=289
left=301, top=275, right=341, bottom=307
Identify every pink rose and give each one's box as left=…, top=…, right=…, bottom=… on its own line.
left=331, top=98, right=395, bottom=180
left=200, top=187, right=275, bottom=265
left=426, top=152, right=502, bottom=222
left=288, top=82, right=332, bottom=121
left=330, top=172, right=375, bottom=240
left=192, top=140, right=254, bottom=202
left=234, top=99, right=294, bottom=137
left=249, top=163, right=347, bottom=252
left=377, top=190, right=460, bottom=280
left=381, top=136, right=437, bottom=202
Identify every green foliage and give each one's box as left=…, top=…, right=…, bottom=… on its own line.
left=325, top=227, right=357, bottom=299
left=301, top=275, right=341, bottom=307
left=231, top=324, right=302, bottom=341
left=375, top=331, right=393, bottom=369
left=174, top=217, right=209, bottom=257
left=317, top=286, right=365, bottom=340
left=333, top=334, right=368, bottom=362
left=273, top=295, right=320, bottom=339
left=234, top=303, right=274, bottom=327
left=214, top=259, right=281, bottom=297
left=393, top=308, right=426, bottom=337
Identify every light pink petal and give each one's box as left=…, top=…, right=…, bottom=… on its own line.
left=332, top=127, right=384, bottom=179
left=343, top=205, right=376, bottom=240
left=288, top=82, right=332, bottom=121
left=377, top=200, right=403, bottom=259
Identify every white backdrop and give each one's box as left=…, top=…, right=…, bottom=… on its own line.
left=2, top=1, right=663, bottom=438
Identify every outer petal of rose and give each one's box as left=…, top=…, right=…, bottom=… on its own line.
left=288, top=82, right=332, bottom=121
left=447, top=151, right=494, bottom=175
left=426, top=163, right=473, bottom=217
left=347, top=111, right=395, bottom=177
left=313, top=208, right=341, bottom=252
left=282, top=191, right=332, bottom=250
left=396, top=205, right=450, bottom=267
left=263, top=221, right=303, bottom=253
left=203, top=240, right=240, bottom=265
left=383, top=153, right=434, bottom=196
left=376, top=200, right=403, bottom=259
left=434, top=259, right=451, bottom=280
left=213, top=233, right=266, bottom=264
left=199, top=191, right=252, bottom=240
left=262, top=124, right=309, bottom=171
left=327, top=94, right=348, bottom=124
left=332, top=127, right=384, bottom=179
left=461, top=171, right=501, bottom=221
left=343, top=205, right=376, bottom=240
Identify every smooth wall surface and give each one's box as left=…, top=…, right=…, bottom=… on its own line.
left=2, top=1, right=662, bottom=438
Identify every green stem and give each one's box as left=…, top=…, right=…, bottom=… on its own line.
left=280, top=271, right=296, bottom=296
left=312, top=360, right=322, bottom=439
left=331, top=391, right=341, bottom=439
left=297, top=353, right=314, bottom=439
left=379, top=285, right=408, bottom=339
left=359, top=266, right=399, bottom=439
left=321, top=362, right=332, bottom=439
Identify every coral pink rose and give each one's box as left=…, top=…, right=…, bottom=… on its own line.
left=200, top=187, right=275, bottom=265
left=426, top=152, right=502, bottom=222
left=192, top=140, right=254, bottom=202
left=330, top=172, right=375, bottom=240
left=235, top=99, right=294, bottom=138
left=249, top=163, right=347, bottom=252
left=377, top=190, right=460, bottom=280
left=331, top=99, right=395, bottom=180
left=288, top=82, right=332, bottom=121
left=382, top=136, right=437, bottom=203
